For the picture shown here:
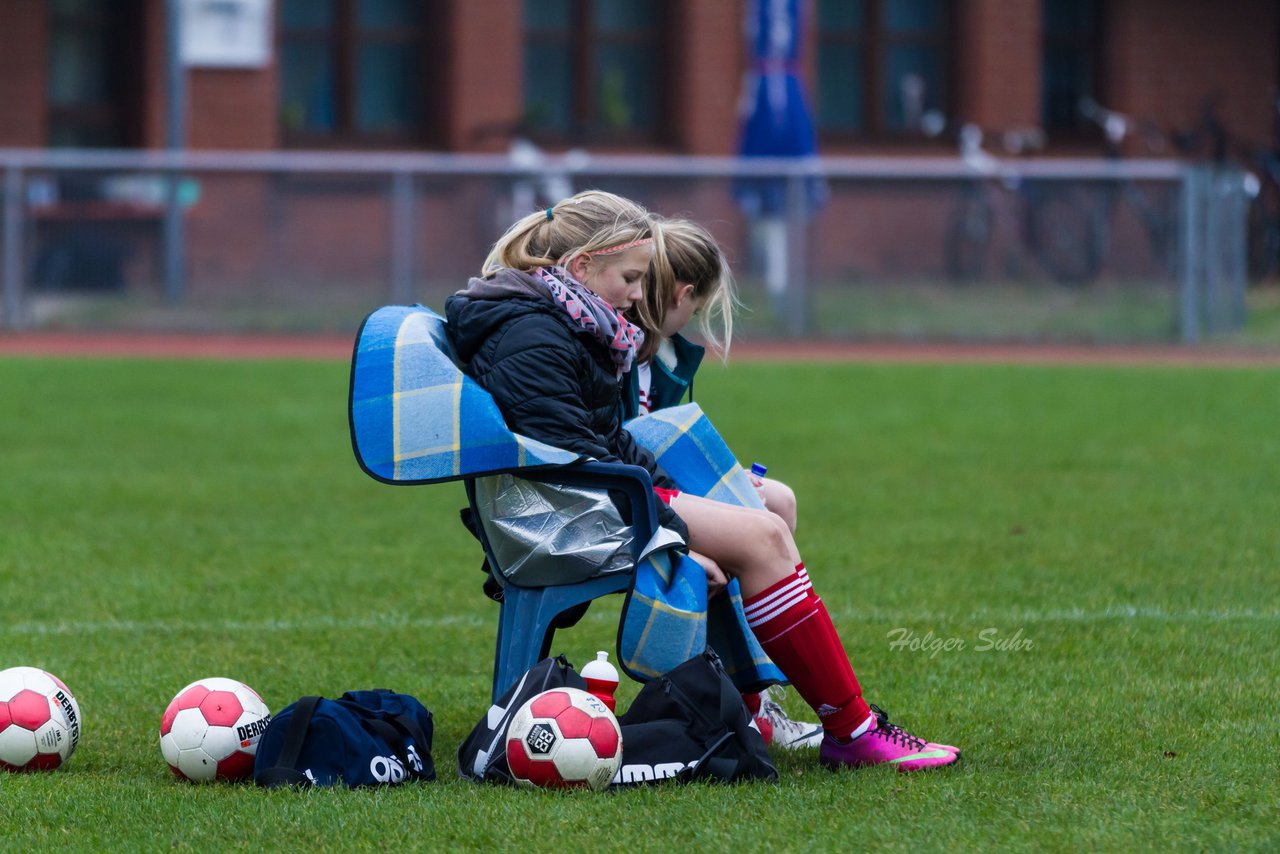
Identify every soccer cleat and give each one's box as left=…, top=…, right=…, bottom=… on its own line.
left=873, top=704, right=961, bottom=756
left=818, top=705, right=958, bottom=772
left=754, top=686, right=824, bottom=750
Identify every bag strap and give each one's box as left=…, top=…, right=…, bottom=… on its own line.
left=688, top=731, right=741, bottom=782
left=255, top=695, right=322, bottom=788
left=687, top=662, right=775, bottom=783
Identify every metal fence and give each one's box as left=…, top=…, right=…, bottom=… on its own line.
left=0, top=148, right=1250, bottom=343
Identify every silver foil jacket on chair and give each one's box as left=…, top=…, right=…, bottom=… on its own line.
left=473, top=474, right=634, bottom=586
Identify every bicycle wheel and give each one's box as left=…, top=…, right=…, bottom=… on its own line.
left=1026, top=183, right=1106, bottom=286
left=1128, top=181, right=1180, bottom=277
left=945, top=184, right=993, bottom=282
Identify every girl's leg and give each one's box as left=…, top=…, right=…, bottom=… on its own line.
left=760, top=477, right=798, bottom=534
left=670, top=494, right=797, bottom=597
left=669, top=493, right=958, bottom=770
left=670, top=494, right=872, bottom=737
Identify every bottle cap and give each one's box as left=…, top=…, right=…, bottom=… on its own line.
left=581, top=650, right=618, bottom=682
left=750, top=462, right=768, bottom=478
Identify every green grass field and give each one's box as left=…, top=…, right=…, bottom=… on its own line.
left=1, top=355, right=1277, bottom=852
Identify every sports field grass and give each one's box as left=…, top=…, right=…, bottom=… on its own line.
left=1, top=354, right=1277, bottom=852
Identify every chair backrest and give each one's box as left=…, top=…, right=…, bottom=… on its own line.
left=348, top=304, right=578, bottom=485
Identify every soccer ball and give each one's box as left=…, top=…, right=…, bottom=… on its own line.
left=159, top=677, right=272, bottom=783
left=505, top=687, right=622, bottom=791
left=0, top=666, right=82, bottom=772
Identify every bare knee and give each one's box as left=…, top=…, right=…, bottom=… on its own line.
left=735, top=511, right=796, bottom=590
left=767, top=480, right=798, bottom=534
left=671, top=494, right=798, bottom=591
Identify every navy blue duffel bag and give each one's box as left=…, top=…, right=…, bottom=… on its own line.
left=253, top=689, right=435, bottom=788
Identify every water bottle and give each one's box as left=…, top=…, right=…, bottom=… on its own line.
left=581, top=650, right=619, bottom=713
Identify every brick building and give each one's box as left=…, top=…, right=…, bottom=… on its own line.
left=0, top=0, right=1276, bottom=327
left=2, top=0, right=1276, bottom=155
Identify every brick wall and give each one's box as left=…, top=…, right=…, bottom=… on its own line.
left=954, top=0, right=1043, bottom=133
left=5, top=0, right=1275, bottom=154
left=671, top=0, right=745, bottom=154
left=1107, top=0, right=1278, bottom=149
left=0, top=0, right=47, bottom=146
left=188, top=68, right=280, bottom=150
left=446, top=0, right=522, bottom=152
left=4, top=0, right=1277, bottom=296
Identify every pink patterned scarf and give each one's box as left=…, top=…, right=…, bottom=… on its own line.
left=535, top=266, right=644, bottom=377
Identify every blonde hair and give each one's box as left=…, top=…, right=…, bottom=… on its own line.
left=482, top=189, right=659, bottom=277
left=636, top=217, right=737, bottom=362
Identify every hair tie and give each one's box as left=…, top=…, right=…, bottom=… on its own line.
left=545, top=207, right=555, bottom=221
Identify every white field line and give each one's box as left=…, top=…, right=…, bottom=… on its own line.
left=0, top=612, right=488, bottom=637
left=1, top=605, right=1276, bottom=638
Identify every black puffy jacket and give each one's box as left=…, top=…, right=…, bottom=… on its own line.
left=445, top=268, right=688, bottom=540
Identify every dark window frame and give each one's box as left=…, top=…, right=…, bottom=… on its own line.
left=277, top=0, right=444, bottom=149
left=1040, top=0, right=1107, bottom=139
left=522, top=0, right=671, bottom=148
left=46, top=0, right=145, bottom=148
left=816, top=0, right=956, bottom=144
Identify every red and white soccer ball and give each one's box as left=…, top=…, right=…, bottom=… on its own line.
left=159, top=677, right=272, bottom=783
left=0, top=666, right=82, bottom=772
left=506, top=687, right=622, bottom=791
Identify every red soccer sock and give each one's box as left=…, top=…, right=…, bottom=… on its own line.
left=742, top=564, right=872, bottom=739
left=741, top=692, right=774, bottom=743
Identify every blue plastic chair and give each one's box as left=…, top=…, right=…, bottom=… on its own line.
left=348, top=305, right=660, bottom=702
left=470, top=462, right=659, bottom=701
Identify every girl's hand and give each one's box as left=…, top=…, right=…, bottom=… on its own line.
left=689, top=550, right=728, bottom=598
left=749, top=473, right=768, bottom=507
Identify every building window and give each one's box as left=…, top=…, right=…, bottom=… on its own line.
left=816, top=0, right=951, bottom=139
left=1041, top=0, right=1102, bottom=134
left=47, top=0, right=143, bottom=147
left=522, top=0, right=667, bottom=145
left=278, top=0, right=438, bottom=146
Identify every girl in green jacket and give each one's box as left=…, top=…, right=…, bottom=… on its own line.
left=625, top=218, right=796, bottom=533
left=624, top=216, right=959, bottom=768
left=626, top=217, right=818, bottom=748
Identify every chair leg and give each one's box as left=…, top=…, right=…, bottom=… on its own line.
left=491, top=573, right=633, bottom=703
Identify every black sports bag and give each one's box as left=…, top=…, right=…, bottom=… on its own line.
left=458, top=652, right=777, bottom=786
left=614, top=651, right=777, bottom=785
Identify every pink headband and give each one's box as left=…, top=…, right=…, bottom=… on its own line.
left=594, top=237, right=654, bottom=256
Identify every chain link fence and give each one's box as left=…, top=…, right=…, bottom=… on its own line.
left=0, top=149, right=1250, bottom=344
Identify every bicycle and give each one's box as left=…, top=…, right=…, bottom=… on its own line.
left=1022, top=97, right=1180, bottom=286
left=944, top=122, right=1064, bottom=283
left=1244, top=98, right=1280, bottom=282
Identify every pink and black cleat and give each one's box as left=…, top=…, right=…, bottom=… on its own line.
left=818, top=705, right=959, bottom=772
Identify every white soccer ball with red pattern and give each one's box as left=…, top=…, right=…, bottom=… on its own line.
left=0, top=666, right=81, bottom=772
left=505, top=687, right=622, bottom=791
left=159, top=677, right=271, bottom=783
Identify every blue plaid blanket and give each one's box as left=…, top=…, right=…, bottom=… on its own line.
left=624, top=403, right=786, bottom=692
left=349, top=305, right=578, bottom=484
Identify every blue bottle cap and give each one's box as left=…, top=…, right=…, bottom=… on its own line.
left=750, top=462, right=768, bottom=478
